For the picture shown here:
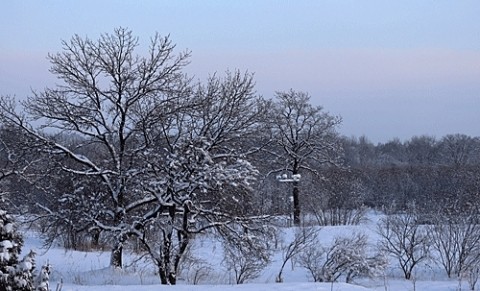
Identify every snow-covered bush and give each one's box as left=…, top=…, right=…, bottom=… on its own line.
left=35, top=263, right=51, bottom=291
left=1, top=208, right=25, bottom=290
left=0, top=209, right=23, bottom=271
left=0, top=207, right=38, bottom=291
left=9, top=250, right=36, bottom=291
left=299, top=232, right=386, bottom=283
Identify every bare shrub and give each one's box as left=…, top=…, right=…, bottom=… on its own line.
left=310, top=207, right=368, bottom=226
left=467, top=266, right=480, bottom=291
left=221, top=233, right=271, bottom=284
left=428, top=211, right=480, bottom=278
left=298, top=239, right=326, bottom=282
left=276, top=227, right=319, bottom=283
left=304, top=168, right=368, bottom=226
left=178, top=245, right=213, bottom=285
left=377, top=207, right=430, bottom=280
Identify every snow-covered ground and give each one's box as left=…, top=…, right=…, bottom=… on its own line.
left=24, top=212, right=466, bottom=291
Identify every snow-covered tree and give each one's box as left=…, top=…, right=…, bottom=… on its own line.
left=438, top=134, right=479, bottom=167
left=36, top=171, right=107, bottom=250
left=8, top=250, right=36, bottom=291
left=35, top=263, right=51, bottom=291
left=131, top=71, right=272, bottom=285
left=267, top=90, right=342, bottom=225
left=0, top=27, right=272, bottom=284
left=0, top=27, right=191, bottom=268
left=0, top=208, right=24, bottom=290
left=0, top=203, right=37, bottom=291
left=0, top=127, right=42, bottom=214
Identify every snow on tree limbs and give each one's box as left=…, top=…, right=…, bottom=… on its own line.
left=0, top=28, right=272, bottom=284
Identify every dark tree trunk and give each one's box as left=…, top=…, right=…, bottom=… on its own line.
left=168, top=272, right=177, bottom=285
left=110, top=242, right=123, bottom=268
left=90, top=229, right=100, bottom=249
left=157, top=204, right=192, bottom=285
left=292, top=160, right=301, bottom=226
left=293, top=181, right=300, bottom=226
left=159, top=265, right=168, bottom=285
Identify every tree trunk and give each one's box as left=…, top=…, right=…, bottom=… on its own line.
left=90, top=229, right=100, bottom=249
left=158, top=266, right=177, bottom=285
left=110, top=242, right=123, bottom=268
left=169, top=272, right=177, bottom=285
left=159, top=205, right=175, bottom=285
left=293, top=180, right=300, bottom=226
left=159, top=232, right=172, bottom=284
left=159, top=265, right=168, bottom=285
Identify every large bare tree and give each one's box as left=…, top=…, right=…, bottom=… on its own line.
left=268, top=90, right=342, bottom=225
left=0, top=29, right=274, bottom=285
left=0, top=27, right=191, bottom=268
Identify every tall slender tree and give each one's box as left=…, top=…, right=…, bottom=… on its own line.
left=268, top=90, right=342, bottom=225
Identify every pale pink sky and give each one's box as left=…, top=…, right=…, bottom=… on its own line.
left=1, top=1, right=480, bottom=142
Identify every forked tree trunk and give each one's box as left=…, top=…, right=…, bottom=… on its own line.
left=157, top=205, right=191, bottom=285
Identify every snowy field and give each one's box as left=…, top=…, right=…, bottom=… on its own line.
left=25, top=212, right=467, bottom=291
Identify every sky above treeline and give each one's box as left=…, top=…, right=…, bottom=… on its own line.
left=1, top=1, right=480, bottom=143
